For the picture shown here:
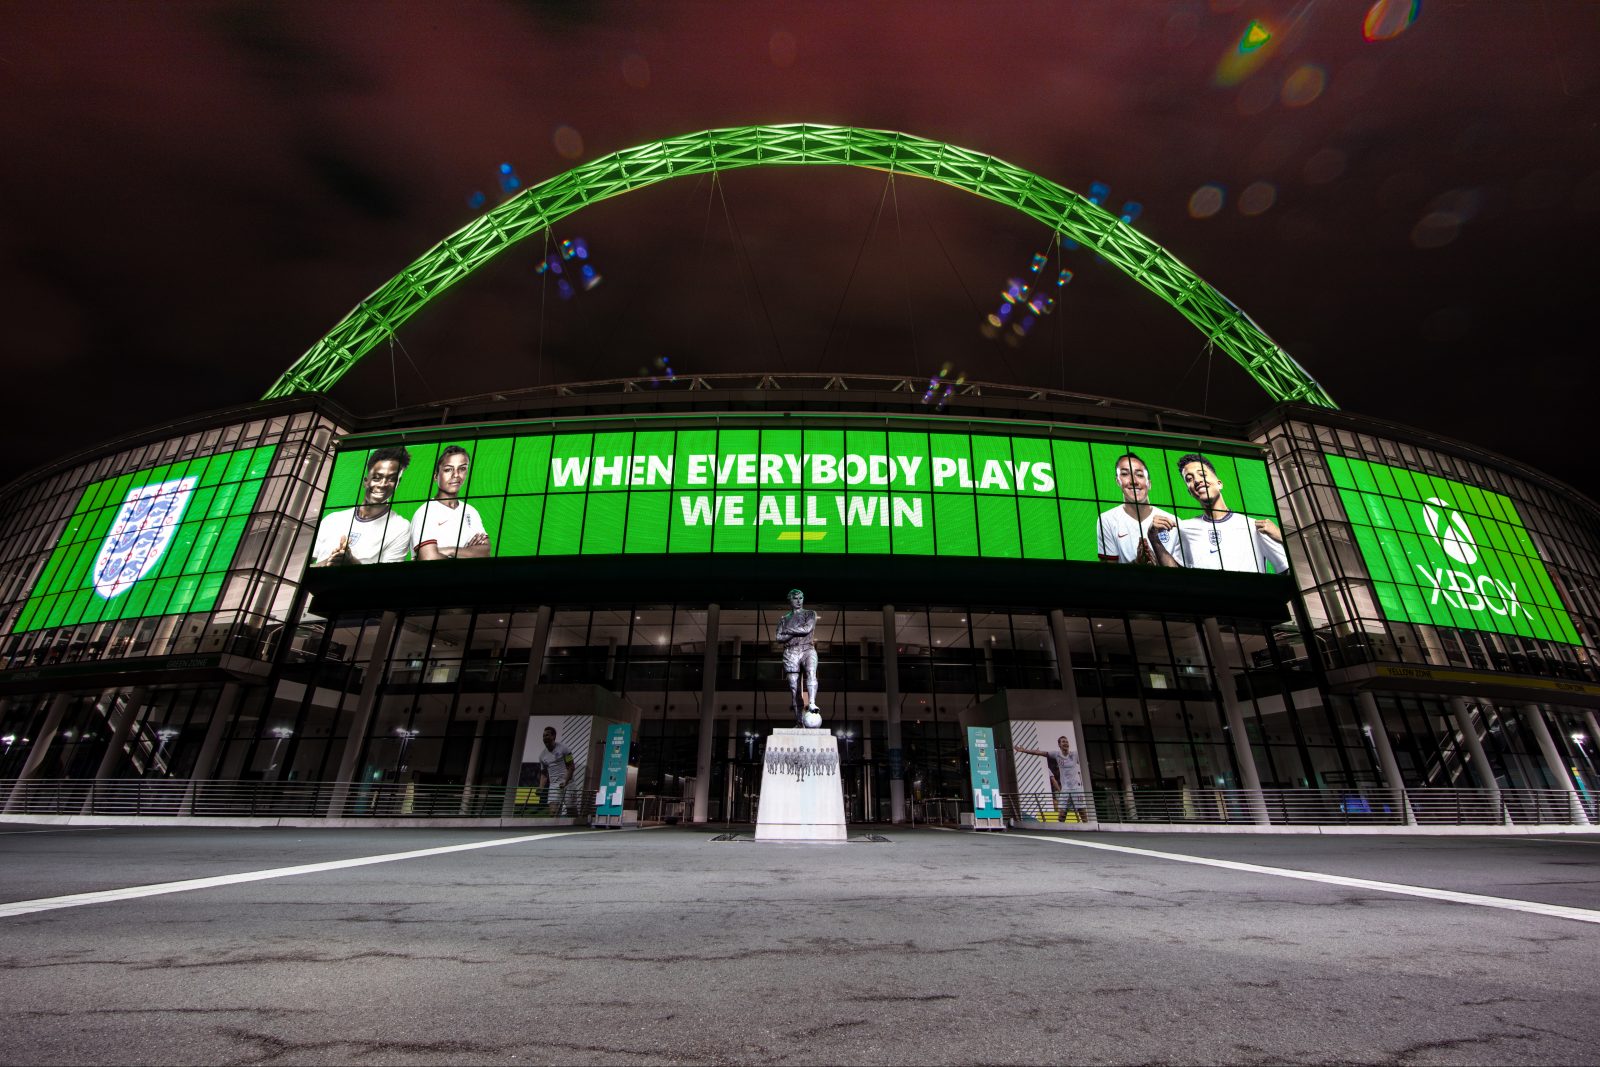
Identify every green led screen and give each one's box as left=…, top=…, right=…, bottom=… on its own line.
left=11, top=445, right=277, bottom=634
left=312, top=419, right=1287, bottom=575
left=1324, top=454, right=1581, bottom=645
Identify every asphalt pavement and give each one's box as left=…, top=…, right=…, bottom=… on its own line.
left=0, top=825, right=1596, bottom=1066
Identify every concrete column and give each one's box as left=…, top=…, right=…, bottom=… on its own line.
left=12, top=694, right=72, bottom=782
left=328, top=611, right=400, bottom=815
left=883, top=605, right=905, bottom=824
left=692, top=604, right=721, bottom=823
left=2, top=693, right=73, bottom=813
left=1109, top=719, right=1137, bottom=821
left=1355, top=691, right=1416, bottom=825
left=1522, top=703, right=1591, bottom=826
left=188, top=683, right=242, bottom=782
left=1586, top=711, right=1600, bottom=777
left=1200, top=618, right=1269, bottom=825
left=81, top=687, right=148, bottom=816
left=459, top=717, right=488, bottom=815
left=1048, top=610, right=1098, bottom=823
left=1448, top=697, right=1502, bottom=820
left=178, top=682, right=244, bottom=815
left=92, top=687, right=149, bottom=782
left=502, top=605, right=553, bottom=816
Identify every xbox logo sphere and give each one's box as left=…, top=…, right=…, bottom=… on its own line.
left=802, top=710, right=822, bottom=729
left=1422, top=497, right=1478, bottom=566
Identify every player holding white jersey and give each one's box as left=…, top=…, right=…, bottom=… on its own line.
left=1096, top=452, right=1178, bottom=565
left=1149, top=453, right=1288, bottom=574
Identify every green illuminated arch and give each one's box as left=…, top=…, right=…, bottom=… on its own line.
left=263, top=123, right=1335, bottom=407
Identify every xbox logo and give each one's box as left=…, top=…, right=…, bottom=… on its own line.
left=1421, top=496, right=1477, bottom=566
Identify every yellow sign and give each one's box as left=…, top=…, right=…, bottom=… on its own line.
left=1373, top=664, right=1600, bottom=699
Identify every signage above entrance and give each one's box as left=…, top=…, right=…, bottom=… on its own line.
left=311, top=415, right=1288, bottom=574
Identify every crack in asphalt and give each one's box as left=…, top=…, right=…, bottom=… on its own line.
left=215, top=1026, right=517, bottom=1066
left=0, top=948, right=492, bottom=972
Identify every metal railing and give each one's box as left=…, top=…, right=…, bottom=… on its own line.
left=909, top=798, right=964, bottom=826
left=0, top=779, right=1592, bottom=827
left=0, top=779, right=596, bottom=820
left=1008, top=786, right=1593, bottom=828
left=635, top=795, right=691, bottom=824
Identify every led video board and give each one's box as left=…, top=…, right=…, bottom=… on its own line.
left=11, top=445, right=277, bottom=634
left=312, top=419, right=1289, bottom=574
left=1324, top=454, right=1581, bottom=645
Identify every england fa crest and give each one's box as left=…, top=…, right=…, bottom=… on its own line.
left=92, top=476, right=199, bottom=599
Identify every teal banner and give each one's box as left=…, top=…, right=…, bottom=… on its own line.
left=966, top=726, right=1005, bottom=821
left=595, top=723, right=632, bottom=818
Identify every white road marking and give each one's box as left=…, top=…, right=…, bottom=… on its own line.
left=1008, top=834, right=1600, bottom=926
left=0, top=830, right=594, bottom=919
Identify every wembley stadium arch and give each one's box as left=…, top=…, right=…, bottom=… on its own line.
left=1, top=126, right=1596, bottom=832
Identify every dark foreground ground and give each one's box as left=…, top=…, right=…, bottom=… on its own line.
left=0, top=825, right=1597, bottom=1066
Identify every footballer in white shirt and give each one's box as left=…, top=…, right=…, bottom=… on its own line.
left=1148, top=453, right=1288, bottom=574
left=1096, top=452, right=1178, bottom=565
left=312, top=446, right=413, bottom=566
left=410, top=445, right=493, bottom=560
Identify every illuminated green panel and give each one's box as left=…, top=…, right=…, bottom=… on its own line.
left=540, top=494, right=585, bottom=555
left=11, top=445, right=278, bottom=634
left=262, top=125, right=1335, bottom=409
left=1018, top=497, right=1064, bottom=560
left=1324, top=454, right=1581, bottom=645
left=581, top=494, right=626, bottom=555
left=624, top=494, right=670, bottom=553
left=975, top=495, right=1022, bottom=558
left=933, top=494, right=979, bottom=556
left=502, top=496, right=543, bottom=555
left=890, top=493, right=935, bottom=555
left=309, top=419, right=1284, bottom=578
left=509, top=437, right=552, bottom=495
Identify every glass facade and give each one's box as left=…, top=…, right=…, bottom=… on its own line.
left=1257, top=413, right=1600, bottom=681
left=0, top=404, right=343, bottom=669
left=219, top=602, right=1402, bottom=816
left=0, top=385, right=1594, bottom=826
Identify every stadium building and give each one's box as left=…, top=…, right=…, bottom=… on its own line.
left=2, top=127, right=1596, bottom=830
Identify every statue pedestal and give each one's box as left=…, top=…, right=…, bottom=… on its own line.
left=755, top=728, right=847, bottom=842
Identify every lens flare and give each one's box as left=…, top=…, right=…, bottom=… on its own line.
left=1215, top=18, right=1277, bottom=86
left=1363, top=0, right=1420, bottom=42
left=1239, top=181, right=1278, bottom=216
left=1281, top=64, right=1327, bottom=107
left=1188, top=184, right=1226, bottom=219
left=553, top=125, right=584, bottom=159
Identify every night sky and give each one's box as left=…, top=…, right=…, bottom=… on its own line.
left=4, top=2, right=1598, bottom=498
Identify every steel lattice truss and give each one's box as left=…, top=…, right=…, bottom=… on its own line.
left=262, top=124, right=1336, bottom=408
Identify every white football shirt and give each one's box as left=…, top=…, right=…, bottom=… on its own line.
left=409, top=500, right=486, bottom=555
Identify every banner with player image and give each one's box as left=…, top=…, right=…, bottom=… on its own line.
left=517, top=715, right=592, bottom=813
left=1091, top=445, right=1287, bottom=575
left=1005, top=718, right=1088, bottom=823
left=309, top=419, right=1289, bottom=576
